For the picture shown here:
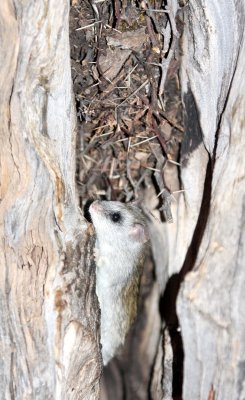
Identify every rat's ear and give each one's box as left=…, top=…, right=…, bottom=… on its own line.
left=129, top=224, right=149, bottom=243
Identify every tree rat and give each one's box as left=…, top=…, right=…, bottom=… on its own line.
left=89, top=200, right=148, bottom=365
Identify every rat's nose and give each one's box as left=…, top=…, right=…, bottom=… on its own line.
left=89, top=200, right=103, bottom=213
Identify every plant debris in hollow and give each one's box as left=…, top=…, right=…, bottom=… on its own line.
left=70, top=0, right=184, bottom=221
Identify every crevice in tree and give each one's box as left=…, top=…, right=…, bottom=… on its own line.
left=160, top=152, right=212, bottom=399
left=70, top=1, right=184, bottom=397
left=159, top=76, right=236, bottom=397
left=160, top=85, right=215, bottom=398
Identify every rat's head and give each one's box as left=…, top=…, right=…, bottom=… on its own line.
left=89, top=200, right=148, bottom=248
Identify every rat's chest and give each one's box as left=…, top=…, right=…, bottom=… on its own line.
left=95, top=241, right=136, bottom=286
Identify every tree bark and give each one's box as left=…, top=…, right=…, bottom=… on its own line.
left=1, top=0, right=245, bottom=399
left=174, top=1, right=245, bottom=399
left=0, top=1, right=101, bottom=398
left=148, top=1, right=245, bottom=399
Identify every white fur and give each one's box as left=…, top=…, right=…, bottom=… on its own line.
left=89, top=201, right=146, bottom=364
left=95, top=240, right=140, bottom=364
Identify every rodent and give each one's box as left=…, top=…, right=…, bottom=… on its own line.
left=89, top=200, right=148, bottom=365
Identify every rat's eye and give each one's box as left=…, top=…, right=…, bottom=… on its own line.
left=110, top=212, right=122, bottom=223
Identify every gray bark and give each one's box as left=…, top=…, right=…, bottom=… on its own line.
left=1, top=0, right=245, bottom=398
left=149, top=1, right=245, bottom=398
left=0, top=1, right=101, bottom=399
left=173, top=1, right=245, bottom=399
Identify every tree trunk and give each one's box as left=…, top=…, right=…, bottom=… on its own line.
left=0, top=1, right=101, bottom=398
left=174, top=1, right=245, bottom=399
left=1, top=0, right=245, bottom=399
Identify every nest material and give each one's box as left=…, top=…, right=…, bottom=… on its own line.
left=70, top=0, right=184, bottom=221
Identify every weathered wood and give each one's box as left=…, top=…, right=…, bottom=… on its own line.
left=1, top=0, right=245, bottom=398
left=0, top=1, right=101, bottom=398
left=174, top=1, right=245, bottom=399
